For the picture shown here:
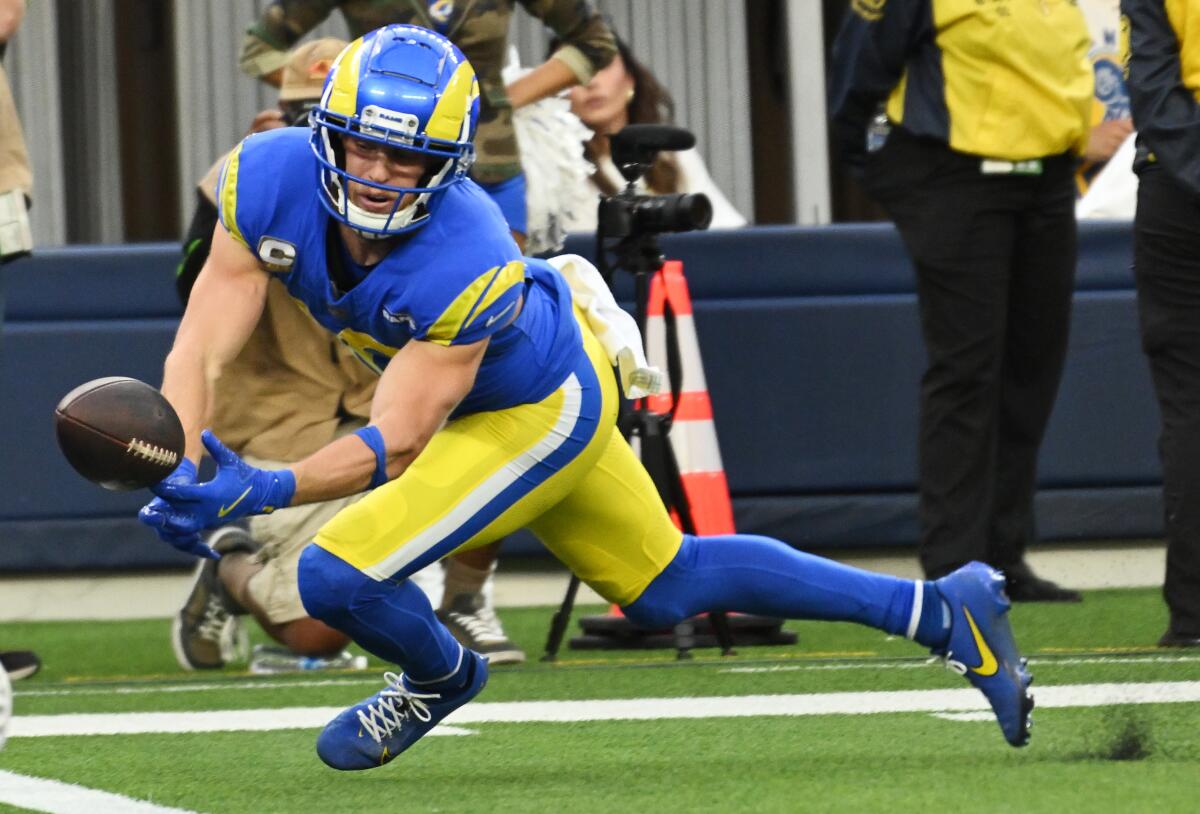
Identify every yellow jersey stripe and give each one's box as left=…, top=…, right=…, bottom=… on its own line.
left=464, top=261, right=525, bottom=331
left=218, top=142, right=248, bottom=249
left=426, top=262, right=523, bottom=345
left=885, top=72, right=908, bottom=126
left=327, top=37, right=366, bottom=117
left=336, top=328, right=401, bottom=375
left=426, top=61, right=478, bottom=142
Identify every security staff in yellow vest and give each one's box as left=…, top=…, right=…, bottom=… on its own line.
left=829, top=0, right=1093, bottom=600
left=1124, top=0, right=1200, bottom=647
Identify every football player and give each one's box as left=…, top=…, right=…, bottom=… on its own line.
left=141, top=25, right=1034, bottom=770
left=173, top=37, right=524, bottom=674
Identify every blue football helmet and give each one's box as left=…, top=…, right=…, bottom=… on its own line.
left=310, top=25, right=480, bottom=237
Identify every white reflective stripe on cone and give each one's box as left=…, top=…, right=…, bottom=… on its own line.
left=644, top=312, right=709, bottom=393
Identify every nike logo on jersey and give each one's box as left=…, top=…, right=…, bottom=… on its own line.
left=381, top=307, right=417, bottom=331
left=218, top=486, right=254, bottom=518
left=485, top=300, right=517, bottom=328
left=962, top=607, right=999, bottom=676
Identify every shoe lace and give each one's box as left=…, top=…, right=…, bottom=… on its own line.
left=447, top=606, right=509, bottom=645
left=356, top=672, right=439, bottom=744
left=940, top=654, right=969, bottom=676
left=196, top=595, right=230, bottom=642
left=925, top=650, right=970, bottom=676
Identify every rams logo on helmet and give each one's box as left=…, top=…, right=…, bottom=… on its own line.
left=309, top=25, right=480, bottom=237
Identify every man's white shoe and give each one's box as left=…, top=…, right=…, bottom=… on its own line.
left=437, top=593, right=526, bottom=665
left=172, top=526, right=257, bottom=670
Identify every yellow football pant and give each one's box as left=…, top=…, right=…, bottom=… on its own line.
left=314, top=320, right=682, bottom=606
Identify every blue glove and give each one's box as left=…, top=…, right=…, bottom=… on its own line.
left=151, top=430, right=296, bottom=533
left=138, top=458, right=219, bottom=560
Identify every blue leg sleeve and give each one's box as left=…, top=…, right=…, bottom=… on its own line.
left=298, top=544, right=464, bottom=685
left=624, top=534, right=940, bottom=644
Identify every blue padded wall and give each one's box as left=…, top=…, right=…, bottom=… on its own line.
left=0, top=222, right=1161, bottom=571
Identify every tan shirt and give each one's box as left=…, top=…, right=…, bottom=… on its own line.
left=0, top=63, right=31, bottom=196
left=210, top=278, right=377, bottom=462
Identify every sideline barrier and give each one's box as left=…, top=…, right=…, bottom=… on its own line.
left=0, top=223, right=1159, bottom=571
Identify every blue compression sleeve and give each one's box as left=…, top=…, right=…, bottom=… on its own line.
left=297, top=545, right=467, bottom=688
left=624, top=534, right=949, bottom=648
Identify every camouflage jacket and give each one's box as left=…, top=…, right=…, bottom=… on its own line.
left=240, top=0, right=615, bottom=184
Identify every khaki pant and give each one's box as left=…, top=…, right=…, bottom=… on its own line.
left=242, top=451, right=365, bottom=625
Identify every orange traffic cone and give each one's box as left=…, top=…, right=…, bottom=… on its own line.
left=570, top=261, right=795, bottom=653
left=641, top=259, right=736, bottom=536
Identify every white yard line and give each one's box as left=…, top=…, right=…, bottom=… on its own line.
left=8, top=707, right=475, bottom=736
left=0, top=770, right=201, bottom=814
left=931, top=712, right=999, bottom=722
left=15, top=652, right=1200, bottom=700
left=8, top=682, right=1199, bottom=738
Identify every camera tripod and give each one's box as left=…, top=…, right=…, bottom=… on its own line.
left=543, top=229, right=802, bottom=660
left=540, top=227, right=734, bottom=660
left=541, top=124, right=794, bottom=660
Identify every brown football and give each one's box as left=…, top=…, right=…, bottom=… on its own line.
left=54, top=377, right=185, bottom=491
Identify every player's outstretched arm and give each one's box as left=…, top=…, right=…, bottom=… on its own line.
left=142, top=334, right=486, bottom=551
left=289, top=337, right=490, bottom=505
left=161, top=222, right=269, bottom=464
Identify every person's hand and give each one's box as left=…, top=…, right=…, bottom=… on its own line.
left=1085, top=118, right=1134, bottom=164
left=0, top=0, right=26, bottom=44
left=246, top=109, right=287, bottom=137
left=138, top=459, right=219, bottom=560
left=151, top=431, right=295, bottom=531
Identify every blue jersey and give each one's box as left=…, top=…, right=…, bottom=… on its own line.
left=215, top=127, right=581, bottom=416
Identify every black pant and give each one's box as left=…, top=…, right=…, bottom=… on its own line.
left=864, top=131, right=1077, bottom=578
left=1133, top=166, right=1200, bottom=637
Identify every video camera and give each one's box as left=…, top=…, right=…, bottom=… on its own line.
left=595, top=125, right=712, bottom=285
left=597, top=124, right=713, bottom=240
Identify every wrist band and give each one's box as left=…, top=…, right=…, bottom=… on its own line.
left=352, top=426, right=389, bottom=489
left=266, top=468, right=296, bottom=513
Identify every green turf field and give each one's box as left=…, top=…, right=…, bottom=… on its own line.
left=1, top=588, right=1198, bottom=813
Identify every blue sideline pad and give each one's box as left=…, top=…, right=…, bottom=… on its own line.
left=0, top=222, right=1162, bottom=571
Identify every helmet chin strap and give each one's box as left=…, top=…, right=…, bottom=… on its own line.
left=351, top=227, right=398, bottom=241
left=346, top=194, right=428, bottom=239
left=337, top=155, right=457, bottom=238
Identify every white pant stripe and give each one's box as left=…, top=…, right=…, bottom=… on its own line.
left=365, top=373, right=585, bottom=580
left=906, top=579, right=924, bottom=640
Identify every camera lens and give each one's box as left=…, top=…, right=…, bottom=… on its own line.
left=631, top=193, right=712, bottom=233
left=674, top=193, right=712, bottom=231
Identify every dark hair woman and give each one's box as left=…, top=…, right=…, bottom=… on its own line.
left=560, top=36, right=746, bottom=230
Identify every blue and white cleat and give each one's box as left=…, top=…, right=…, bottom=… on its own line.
left=933, top=561, right=1034, bottom=747
left=316, top=649, right=488, bottom=770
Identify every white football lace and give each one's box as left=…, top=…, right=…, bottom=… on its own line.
left=925, top=653, right=970, bottom=676
left=356, top=672, right=438, bottom=743
left=942, top=655, right=969, bottom=676
left=447, top=606, right=509, bottom=645
left=126, top=438, right=178, bottom=467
